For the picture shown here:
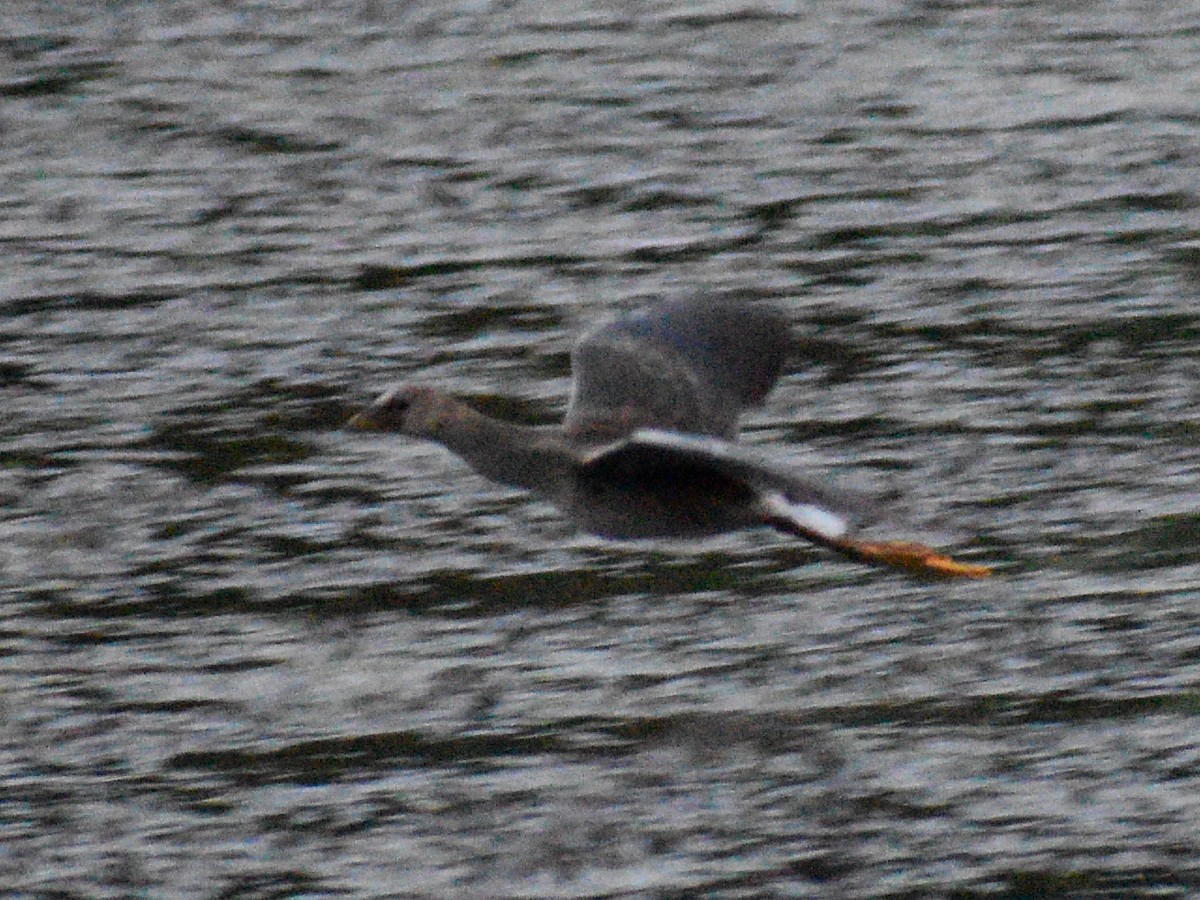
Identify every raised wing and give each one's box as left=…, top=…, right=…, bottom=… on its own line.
left=564, top=298, right=790, bottom=441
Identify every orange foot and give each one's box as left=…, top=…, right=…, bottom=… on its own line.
left=833, top=538, right=993, bottom=579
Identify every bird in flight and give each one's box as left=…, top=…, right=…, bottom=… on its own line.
left=348, top=298, right=991, bottom=579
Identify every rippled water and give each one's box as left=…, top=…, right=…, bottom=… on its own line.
left=3, top=1, right=1200, bottom=897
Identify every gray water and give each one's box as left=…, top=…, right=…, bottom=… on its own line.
left=3, top=1, right=1200, bottom=897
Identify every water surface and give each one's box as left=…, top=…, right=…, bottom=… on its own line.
left=3, top=1, right=1200, bottom=897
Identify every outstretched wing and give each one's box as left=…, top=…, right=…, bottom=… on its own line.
left=579, top=430, right=992, bottom=578
left=564, top=298, right=790, bottom=441
left=577, top=428, right=880, bottom=540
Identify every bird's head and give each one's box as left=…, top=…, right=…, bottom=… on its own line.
left=345, top=384, right=448, bottom=437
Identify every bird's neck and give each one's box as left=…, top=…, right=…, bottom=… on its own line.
left=435, top=404, right=571, bottom=494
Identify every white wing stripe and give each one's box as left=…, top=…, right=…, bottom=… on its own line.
left=761, top=492, right=849, bottom=540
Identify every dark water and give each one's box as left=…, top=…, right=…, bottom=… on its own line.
left=3, top=1, right=1200, bottom=897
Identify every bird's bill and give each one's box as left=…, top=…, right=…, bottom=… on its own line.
left=344, top=410, right=380, bottom=431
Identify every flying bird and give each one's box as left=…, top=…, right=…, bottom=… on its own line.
left=348, top=298, right=991, bottom=579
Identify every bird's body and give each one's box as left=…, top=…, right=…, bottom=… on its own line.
left=349, top=298, right=990, bottom=578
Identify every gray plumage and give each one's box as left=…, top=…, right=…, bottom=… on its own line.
left=347, top=297, right=991, bottom=577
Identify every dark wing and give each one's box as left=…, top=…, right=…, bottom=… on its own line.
left=564, top=297, right=789, bottom=441
left=577, top=431, right=992, bottom=578
left=577, top=429, right=880, bottom=538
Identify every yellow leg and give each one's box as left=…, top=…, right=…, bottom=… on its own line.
left=763, top=511, right=993, bottom=579
left=828, top=537, right=992, bottom=578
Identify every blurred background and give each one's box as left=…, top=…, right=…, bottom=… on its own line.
left=2, top=1, right=1200, bottom=897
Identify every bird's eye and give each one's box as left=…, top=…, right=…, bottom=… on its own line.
left=383, top=391, right=412, bottom=417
